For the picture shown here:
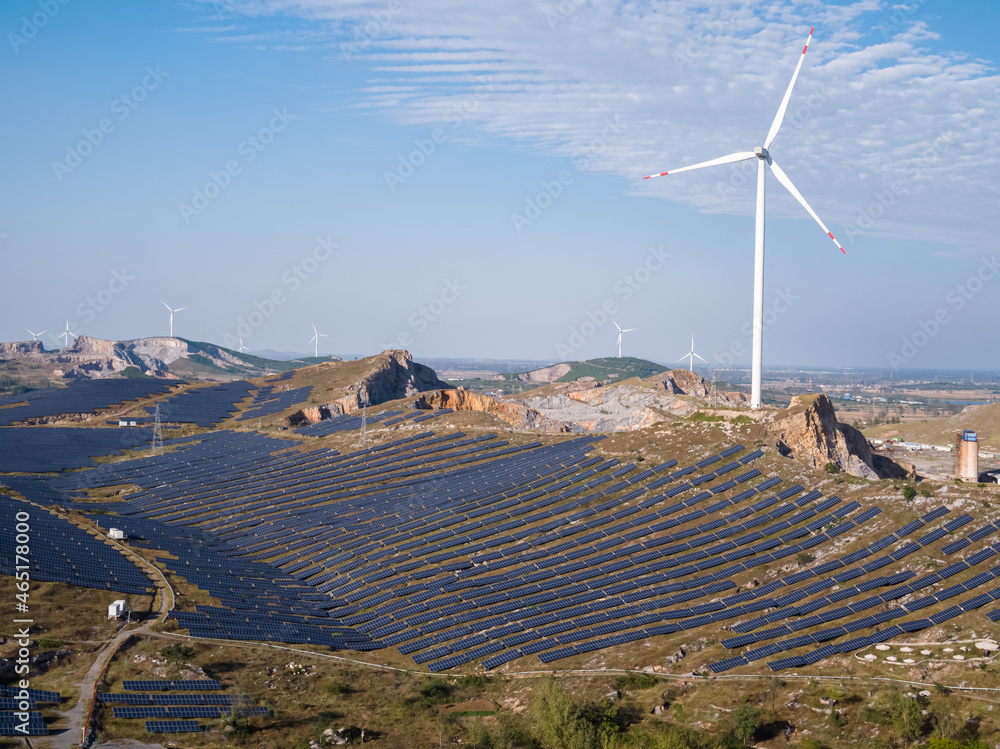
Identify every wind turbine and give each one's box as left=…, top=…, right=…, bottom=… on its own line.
left=680, top=333, right=707, bottom=372
left=25, top=328, right=46, bottom=342
left=643, top=26, right=844, bottom=409
left=58, top=317, right=78, bottom=348
left=237, top=338, right=248, bottom=354
left=161, top=301, right=187, bottom=338
left=612, top=319, right=636, bottom=358
left=308, top=323, right=328, bottom=358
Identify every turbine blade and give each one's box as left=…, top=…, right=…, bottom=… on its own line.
left=769, top=160, right=846, bottom=253
left=161, top=300, right=171, bottom=311
left=764, top=26, right=814, bottom=149
left=643, top=151, right=756, bottom=180
left=175, top=307, right=187, bottom=312
left=694, top=353, right=708, bottom=363
left=623, top=328, right=636, bottom=333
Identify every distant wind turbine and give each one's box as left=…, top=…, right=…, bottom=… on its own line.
left=161, top=300, right=187, bottom=338
left=308, top=323, right=328, bottom=358
left=25, top=328, right=46, bottom=341
left=643, top=26, right=844, bottom=409
left=237, top=338, right=248, bottom=353
left=612, top=319, right=636, bottom=358
left=59, top=317, right=78, bottom=348
left=680, top=334, right=707, bottom=372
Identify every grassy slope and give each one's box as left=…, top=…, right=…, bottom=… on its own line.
left=866, top=402, right=1000, bottom=450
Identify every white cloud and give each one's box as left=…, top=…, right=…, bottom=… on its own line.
left=192, top=0, right=1000, bottom=252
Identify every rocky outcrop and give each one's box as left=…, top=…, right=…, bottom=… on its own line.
left=508, top=383, right=698, bottom=432
left=647, top=369, right=748, bottom=407
left=0, top=340, right=45, bottom=357
left=0, top=334, right=303, bottom=381
left=327, top=351, right=450, bottom=415
left=768, top=394, right=881, bottom=479
left=413, top=389, right=562, bottom=431
left=511, top=363, right=572, bottom=384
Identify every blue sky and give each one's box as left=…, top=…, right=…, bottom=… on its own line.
left=1, top=0, right=998, bottom=371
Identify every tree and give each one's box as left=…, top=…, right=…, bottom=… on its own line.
left=732, top=705, right=759, bottom=747
left=902, top=485, right=917, bottom=500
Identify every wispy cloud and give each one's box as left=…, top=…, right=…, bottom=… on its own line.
left=190, top=0, right=1000, bottom=252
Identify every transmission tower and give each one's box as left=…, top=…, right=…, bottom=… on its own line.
left=710, top=368, right=718, bottom=408
left=151, top=403, right=163, bottom=455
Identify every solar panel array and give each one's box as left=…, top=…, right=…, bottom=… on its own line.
left=236, top=385, right=313, bottom=421
left=0, top=494, right=152, bottom=594
left=123, top=680, right=221, bottom=691
left=0, top=426, right=153, bottom=472
left=294, top=407, right=451, bottom=437
left=0, top=378, right=174, bottom=426
left=5, top=386, right=1000, bottom=677
left=143, top=381, right=255, bottom=426
left=0, top=712, right=47, bottom=736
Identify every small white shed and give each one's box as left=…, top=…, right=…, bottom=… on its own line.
left=108, top=600, right=126, bottom=619
left=109, top=528, right=125, bottom=540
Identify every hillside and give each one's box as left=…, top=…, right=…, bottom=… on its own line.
left=866, top=402, right=1000, bottom=451
left=0, top=335, right=333, bottom=386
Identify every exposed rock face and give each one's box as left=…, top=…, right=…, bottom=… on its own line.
left=509, top=383, right=698, bottom=432
left=329, top=350, right=450, bottom=415
left=0, top=341, right=45, bottom=357
left=512, top=363, right=572, bottom=383
left=768, top=394, right=879, bottom=479
left=413, top=389, right=562, bottom=431
left=0, top=335, right=301, bottom=381
left=647, top=369, right=748, bottom=407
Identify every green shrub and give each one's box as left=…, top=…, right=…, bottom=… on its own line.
left=902, top=485, right=917, bottom=500
left=824, top=462, right=840, bottom=474
left=160, top=643, right=194, bottom=664
left=796, top=552, right=815, bottom=566
left=614, top=672, right=659, bottom=692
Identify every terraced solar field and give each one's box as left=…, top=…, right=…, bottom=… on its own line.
left=3, top=370, right=1000, bottom=747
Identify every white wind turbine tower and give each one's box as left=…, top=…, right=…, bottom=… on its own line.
left=58, top=317, right=78, bottom=348
left=643, top=26, right=844, bottom=409
left=161, top=301, right=187, bottom=338
left=237, top=338, right=248, bottom=354
left=25, top=328, right=46, bottom=341
left=680, top=333, right=707, bottom=372
left=612, top=319, right=636, bottom=358
left=308, top=323, right=328, bottom=358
